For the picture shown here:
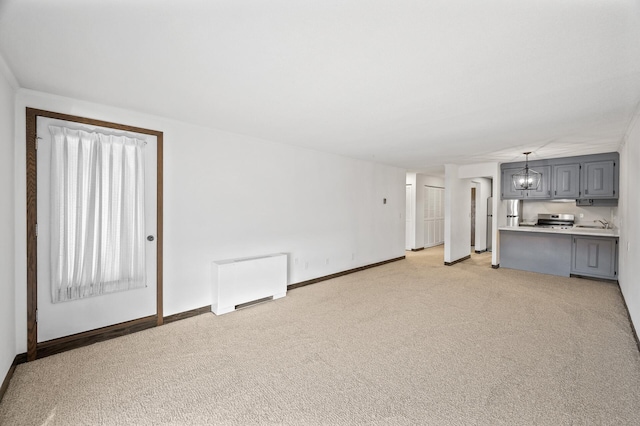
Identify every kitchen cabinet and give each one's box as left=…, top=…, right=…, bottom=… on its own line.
left=501, top=167, right=526, bottom=199
left=582, top=160, right=617, bottom=199
left=501, top=166, right=551, bottom=199
left=552, top=163, right=580, bottom=199
left=500, top=231, right=571, bottom=276
left=571, top=236, right=618, bottom=280
left=500, top=152, right=618, bottom=202
left=525, top=165, right=551, bottom=199
left=500, top=229, right=619, bottom=281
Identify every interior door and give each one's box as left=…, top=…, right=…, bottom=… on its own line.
left=36, top=116, right=158, bottom=343
left=424, top=186, right=444, bottom=248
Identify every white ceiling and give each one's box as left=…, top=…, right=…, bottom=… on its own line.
left=2, top=0, right=640, bottom=174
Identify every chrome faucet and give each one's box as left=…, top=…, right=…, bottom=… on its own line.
left=594, top=219, right=610, bottom=229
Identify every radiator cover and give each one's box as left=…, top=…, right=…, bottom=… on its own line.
left=211, top=253, right=287, bottom=315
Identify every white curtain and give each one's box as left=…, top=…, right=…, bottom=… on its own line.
left=49, top=125, right=147, bottom=303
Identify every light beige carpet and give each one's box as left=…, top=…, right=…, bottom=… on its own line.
left=2, top=246, right=640, bottom=425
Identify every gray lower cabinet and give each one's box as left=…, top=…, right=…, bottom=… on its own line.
left=500, top=231, right=572, bottom=276
left=571, top=236, right=618, bottom=280
left=500, top=231, right=619, bottom=281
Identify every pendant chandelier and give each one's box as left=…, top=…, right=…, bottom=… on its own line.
left=512, top=152, right=541, bottom=190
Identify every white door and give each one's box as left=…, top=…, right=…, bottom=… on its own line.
left=405, top=185, right=413, bottom=250
left=36, top=116, right=157, bottom=343
left=424, top=186, right=444, bottom=248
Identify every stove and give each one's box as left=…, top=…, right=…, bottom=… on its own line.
left=536, top=213, right=575, bottom=229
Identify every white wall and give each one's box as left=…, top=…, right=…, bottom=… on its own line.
left=619, top=109, right=640, bottom=334
left=444, top=164, right=471, bottom=263
left=14, top=89, right=406, bottom=353
left=0, top=56, right=16, bottom=383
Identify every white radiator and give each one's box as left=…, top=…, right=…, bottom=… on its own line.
left=211, top=253, right=287, bottom=315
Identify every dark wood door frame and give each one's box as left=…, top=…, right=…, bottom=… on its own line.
left=470, top=187, right=476, bottom=247
left=26, top=108, right=164, bottom=361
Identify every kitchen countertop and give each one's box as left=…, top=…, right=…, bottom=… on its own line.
left=499, top=226, right=619, bottom=238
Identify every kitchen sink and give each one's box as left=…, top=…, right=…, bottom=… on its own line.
left=572, top=226, right=617, bottom=235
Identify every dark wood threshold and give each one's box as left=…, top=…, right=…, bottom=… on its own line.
left=410, top=247, right=424, bottom=252
left=491, top=264, right=500, bottom=269
left=34, top=315, right=157, bottom=360
left=474, top=249, right=488, bottom=254
left=444, top=255, right=471, bottom=266
left=163, top=305, right=212, bottom=324
left=288, top=256, right=405, bottom=291
left=617, top=285, right=640, bottom=354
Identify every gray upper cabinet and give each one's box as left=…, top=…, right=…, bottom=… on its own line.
left=552, top=163, right=580, bottom=199
left=571, top=236, right=618, bottom=280
left=582, top=160, right=617, bottom=199
left=500, top=152, right=619, bottom=201
left=501, top=165, right=551, bottom=199
left=501, top=167, right=525, bottom=199
left=525, top=165, right=551, bottom=199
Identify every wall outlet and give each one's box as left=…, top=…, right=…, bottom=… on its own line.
left=579, top=213, right=584, bottom=218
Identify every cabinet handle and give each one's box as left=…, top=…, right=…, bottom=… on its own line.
left=554, top=190, right=557, bottom=195
left=585, top=189, right=588, bottom=195
left=548, top=190, right=550, bottom=195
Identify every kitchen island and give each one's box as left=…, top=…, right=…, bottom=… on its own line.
left=499, top=226, right=619, bottom=280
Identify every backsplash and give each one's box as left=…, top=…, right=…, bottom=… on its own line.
left=522, top=201, right=617, bottom=228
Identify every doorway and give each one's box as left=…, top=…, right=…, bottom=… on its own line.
left=405, top=184, right=413, bottom=250
left=25, top=108, right=164, bottom=361
left=470, top=187, right=476, bottom=247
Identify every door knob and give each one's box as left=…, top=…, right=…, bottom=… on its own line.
left=147, top=235, right=155, bottom=242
